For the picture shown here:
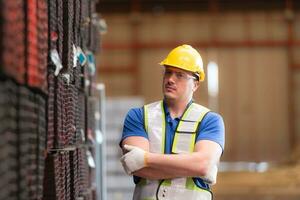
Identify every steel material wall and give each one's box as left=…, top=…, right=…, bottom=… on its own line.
left=0, top=0, right=26, bottom=84
left=0, top=0, right=102, bottom=200
left=45, top=0, right=102, bottom=199
left=0, top=80, right=18, bottom=200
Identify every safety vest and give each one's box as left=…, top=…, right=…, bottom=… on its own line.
left=133, top=101, right=212, bottom=200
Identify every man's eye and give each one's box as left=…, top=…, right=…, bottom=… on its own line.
left=177, top=73, right=184, bottom=79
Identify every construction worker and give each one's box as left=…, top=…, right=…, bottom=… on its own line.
left=120, top=44, right=225, bottom=200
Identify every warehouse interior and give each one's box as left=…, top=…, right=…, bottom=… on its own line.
left=0, top=0, right=300, bottom=200
left=98, top=0, right=300, bottom=200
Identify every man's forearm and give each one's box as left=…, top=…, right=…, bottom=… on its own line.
left=134, top=164, right=217, bottom=184
left=121, top=139, right=221, bottom=184
left=146, top=152, right=209, bottom=177
left=134, top=152, right=217, bottom=184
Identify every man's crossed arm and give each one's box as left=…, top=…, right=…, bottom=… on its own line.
left=120, top=136, right=222, bottom=185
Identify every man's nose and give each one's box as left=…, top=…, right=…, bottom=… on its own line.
left=166, top=72, right=177, bottom=82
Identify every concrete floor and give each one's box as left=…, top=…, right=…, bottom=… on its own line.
left=212, top=164, right=300, bottom=200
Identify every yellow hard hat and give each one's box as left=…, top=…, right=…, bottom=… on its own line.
left=159, top=44, right=205, bottom=81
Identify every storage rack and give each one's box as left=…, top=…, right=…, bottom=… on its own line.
left=0, top=0, right=105, bottom=199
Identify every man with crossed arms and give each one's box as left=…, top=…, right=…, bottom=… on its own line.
left=120, top=44, right=225, bottom=200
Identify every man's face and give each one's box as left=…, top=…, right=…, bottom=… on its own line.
left=162, top=66, right=198, bottom=102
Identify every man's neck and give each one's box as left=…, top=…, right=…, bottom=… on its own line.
left=165, top=98, right=191, bottom=119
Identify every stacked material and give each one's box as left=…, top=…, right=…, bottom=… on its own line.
left=0, top=0, right=26, bottom=84
left=45, top=0, right=101, bottom=199
left=0, top=0, right=102, bottom=199
left=0, top=80, right=47, bottom=200
left=26, top=0, right=48, bottom=93
left=0, top=80, right=18, bottom=200
left=18, top=86, right=47, bottom=200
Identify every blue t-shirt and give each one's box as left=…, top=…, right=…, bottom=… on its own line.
left=120, top=101, right=225, bottom=189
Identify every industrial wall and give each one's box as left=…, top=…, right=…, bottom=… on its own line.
left=98, top=11, right=300, bottom=162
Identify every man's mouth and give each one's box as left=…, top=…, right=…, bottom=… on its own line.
left=165, top=85, right=176, bottom=92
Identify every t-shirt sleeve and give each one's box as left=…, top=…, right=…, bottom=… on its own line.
left=119, top=107, right=148, bottom=147
left=196, top=112, right=225, bottom=151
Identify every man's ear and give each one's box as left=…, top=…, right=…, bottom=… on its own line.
left=193, top=80, right=200, bottom=92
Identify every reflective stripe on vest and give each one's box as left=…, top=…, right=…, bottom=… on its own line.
left=172, top=102, right=209, bottom=154
left=134, top=101, right=212, bottom=200
left=144, top=101, right=166, bottom=154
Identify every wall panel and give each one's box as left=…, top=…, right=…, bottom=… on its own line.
left=217, top=48, right=289, bottom=161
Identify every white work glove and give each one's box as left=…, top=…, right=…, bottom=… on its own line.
left=120, top=144, right=147, bottom=175
left=202, top=165, right=218, bottom=185
left=121, top=159, right=132, bottom=175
